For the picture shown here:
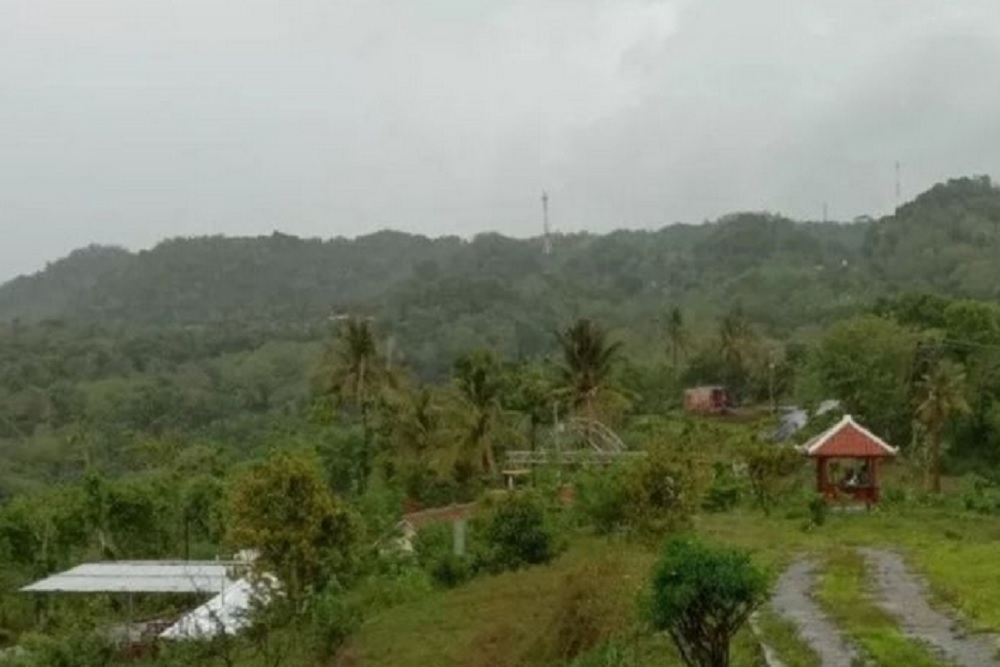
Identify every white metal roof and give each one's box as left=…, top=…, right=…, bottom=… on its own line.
left=21, top=561, right=238, bottom=594
left=160, top=578, right=260, bottom=639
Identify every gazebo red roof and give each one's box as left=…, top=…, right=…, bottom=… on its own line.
left=802, top=415, right=898, bottom=458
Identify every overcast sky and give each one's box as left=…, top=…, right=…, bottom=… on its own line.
left=3, top=0, right=1000, bottom=281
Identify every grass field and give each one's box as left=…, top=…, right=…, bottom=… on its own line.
left=336, top=508, right=1000, bottom=667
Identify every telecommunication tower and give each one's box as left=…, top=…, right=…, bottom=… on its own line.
left=895, top=161, right=902, bottom=209
left=541, top=190, right=552, bottom=256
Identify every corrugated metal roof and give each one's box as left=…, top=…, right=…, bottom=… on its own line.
left=160, top=578, right=265, bottom=639
left=21, top=561, right=238, bottom=594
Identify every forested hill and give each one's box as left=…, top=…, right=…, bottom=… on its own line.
left=3, top=176, right=1000, bottom=372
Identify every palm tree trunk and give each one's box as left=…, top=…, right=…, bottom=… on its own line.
left=360, top=400, right=371, bottom=494
left=930, top=430, right=942, bottom=494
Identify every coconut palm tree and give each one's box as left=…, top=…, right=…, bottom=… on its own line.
left=452, top=350, right=505, bottom=476
left=916, top=359, right=970, bottom=493
left=555, top=318, right=624, bottom=423
left=665, top=306, right=689, bottom=368
left=322, top=317, right=392, bottom=490
left=718, top=303, right=756, bottom=395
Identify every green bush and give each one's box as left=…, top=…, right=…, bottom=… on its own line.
left=648, top=536, right=769, bottom=667
left=476, top=491, right=563, bottom=574
left=962, top=475, right=1000, bottom=515
left=744, top=444, right=801, bottom=515
left=536, top=558, right=636, bottom=663
left=413, top=521, right=475, bottom=588
left=575, top=449, right=695, bottom=539
left=352, top=564, right=434, bottom=613
left=702, top=463, right=744, bottom=513
left=622, top=448, right=696, bottom=539
left=808, top=494, right=827, bottom=526
left=13, top=631, right=116, bottom=667
left=306, top=587, right=364, bottom=661
left=575, top=466, right=629, bottom=534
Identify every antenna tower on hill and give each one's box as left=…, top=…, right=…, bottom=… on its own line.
left=541, top=190, right=552, bottom=255
left=895, top=161, right=902, bottom=209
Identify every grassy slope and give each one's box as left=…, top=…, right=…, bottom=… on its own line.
left=337, top=537, right=770, bottom=667
left=339, top=510, right=1000, bottom=667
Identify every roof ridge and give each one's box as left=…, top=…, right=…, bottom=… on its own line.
left=804, top=413, right=897, bottom=457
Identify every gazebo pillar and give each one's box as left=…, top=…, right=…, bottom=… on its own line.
left=869, top=457, right=880, bottom=502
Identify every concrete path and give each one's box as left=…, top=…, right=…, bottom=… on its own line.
left=771, top=559, right=859, bottom=667
left=860, top=548, right=1000, bottom=667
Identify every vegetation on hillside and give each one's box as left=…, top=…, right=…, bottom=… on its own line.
left=6, top=176, right=1000, bottom=665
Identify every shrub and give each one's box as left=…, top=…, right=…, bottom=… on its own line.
left=808, top=494, right=827, bottom=527
left=352, top=564, right=434, bottom=613
left=576, top=448, right=696, bottom=539
left=537, top=558, right=637, bottom=663
left=702, top=463, right=744, bottom=513
left=413, top=521, right=475, bottom=588
left=306, top=586, right=364, bottom=661
left=622, top=448, right=696, bottom=539
left=648, top=536, right=769, bottom=667
left=14, top=631, right=116, bottom=667
left=476, top=491, right=563, bottom=574
left=962, top=475, right=1000, bottom=515
left=744, top=444, right=801, bottom=515
left=575, top=466, right=629, bottom=534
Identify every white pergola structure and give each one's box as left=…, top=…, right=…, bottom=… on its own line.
left=21, top=560, right=260, bottom=641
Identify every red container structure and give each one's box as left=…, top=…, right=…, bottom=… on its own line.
left=802, top=415, right=897, bottom=505
left=683, top=386, right=730, bottom=414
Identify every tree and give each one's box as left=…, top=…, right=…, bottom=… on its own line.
left=718, top=303, right=756, bottom=396
left=916, top=359, right=970, bottom=493
left=648, top=536, right=769, bottom=667
left=665, top=307, right=689, bottom=368
left=321, top=317, right=393, bottom=491
left=478, top=491, right=562, bottom=573
left=227, top=450, right=361, bottom=601
left=502, top=362, right=553, bottom=450
left=555, top=319, right=624, bottom=423
left=744, top=444, right=801, bottom=515
left=452, top=350, right=506, bottom=476
left=812, top=315, right=918, bottom=445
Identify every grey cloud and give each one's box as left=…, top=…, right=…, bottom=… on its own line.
left=2, top=0, right=1000, bottom=279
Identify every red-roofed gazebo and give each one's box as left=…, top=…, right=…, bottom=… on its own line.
left=802, top=415, right=898, bottom=504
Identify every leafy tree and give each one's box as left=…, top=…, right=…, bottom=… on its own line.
left=226, top=450, right=362, bottom=600
left=648, top=536, right=769, bottom=667
left=555, top=319, right=624, bottom=423
left=916, top=360, right=970, bottom=493
left=812, top=315, right=918, bottom=445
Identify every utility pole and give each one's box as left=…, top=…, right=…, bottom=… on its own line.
left=541, top=190, right=552, bottom=256
left=822, top=201, right=828, bottom=223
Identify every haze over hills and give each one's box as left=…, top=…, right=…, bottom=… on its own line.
left=4, top=177, right=1000, bottom=333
